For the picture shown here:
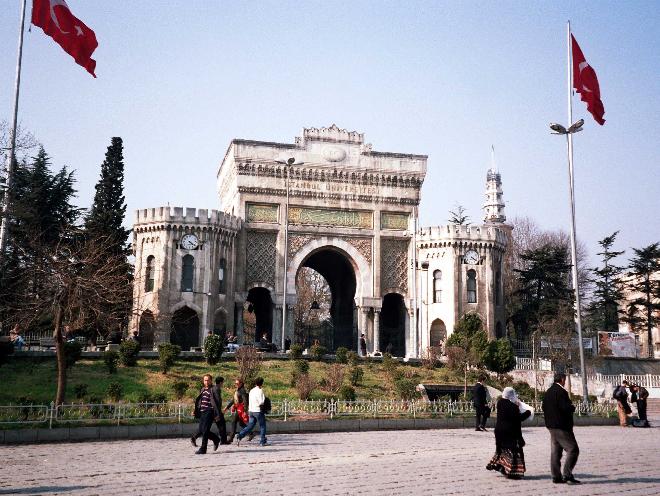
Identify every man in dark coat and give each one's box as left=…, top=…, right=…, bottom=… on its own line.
left=630, top=384, right=650, bottom=425
left=192, top=374, right=221, bottom=454
left=473, top=375, right=488, bottom=431
left=191, top=376, right=228, bottom=446
left=542, top=373, right=580, bottom=484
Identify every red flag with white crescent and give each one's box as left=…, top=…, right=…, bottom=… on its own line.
left=31, top=0, right=98, bottom=77
left=571, top=34, right=605, bottom=125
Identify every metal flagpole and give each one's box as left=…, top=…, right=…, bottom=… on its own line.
left=281, top=163, right=290, bottom=352
left=0, top=0, right=28, bottom=259
left=566, top=20, right=589, bottom=404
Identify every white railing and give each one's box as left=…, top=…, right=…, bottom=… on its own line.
left=0, top=399, right=616, bottom=427
left=586, top=373, right=660, bottom=388
left=515, top=357, right=553, bottom=371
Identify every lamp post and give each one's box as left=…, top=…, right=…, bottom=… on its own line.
left=549, top=117, right=589, bottom=405
left=277, top=157, right=303, bottom=352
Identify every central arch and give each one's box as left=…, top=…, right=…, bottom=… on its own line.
left=289, top=238, right=371, bottom=352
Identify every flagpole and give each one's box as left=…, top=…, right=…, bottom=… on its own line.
left=565, top=20, right=589, bottom=405
left=0, top=0, right=28, bottom=260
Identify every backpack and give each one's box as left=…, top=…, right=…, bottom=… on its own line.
left=261, top=396, right=272, bottom=414
left=612, top=386, right=626, bottom=401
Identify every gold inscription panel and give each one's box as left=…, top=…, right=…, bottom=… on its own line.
left=246, top=203, right=279, bottom=223
left=381, top=212, right=409, bottom=230
left=288, top=207, right=373, bottom=229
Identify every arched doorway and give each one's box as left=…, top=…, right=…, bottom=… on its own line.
left=138, top=310, right=156, bottom=350
left=213, top=310, right=227, bottom=337
left=171, top=306, right=199, bottom=351
left=380, top=293, right=406, bottom=357
left=430, top=318, right=447, bottom=352
left=296, top=248, right=357, bottom=351
left=245, top=287, right=273, bottom=343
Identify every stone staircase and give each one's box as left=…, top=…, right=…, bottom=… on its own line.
left=647, top=398, right=660, bottom=418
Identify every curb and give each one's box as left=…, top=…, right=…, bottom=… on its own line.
left=0, top=416, right=618, bottom=445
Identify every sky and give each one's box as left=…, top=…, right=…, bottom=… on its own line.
left=1, top=1, right=658, bottom=268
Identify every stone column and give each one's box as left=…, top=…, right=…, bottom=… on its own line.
left=272, top=304, right=282, bottom=349
left=373, top=308, right=381, bottom=353
left=235, top=303, right=244, bottom=344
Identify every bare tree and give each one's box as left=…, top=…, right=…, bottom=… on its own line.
left=448, top=203, right=471, bottom=226
left=6, top=232, right=131, bottom=404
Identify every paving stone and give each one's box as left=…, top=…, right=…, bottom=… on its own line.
left=0, top=425, right=659, bottom=495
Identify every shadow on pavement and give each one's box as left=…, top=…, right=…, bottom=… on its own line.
left=0, top=486, right=92, bottom=495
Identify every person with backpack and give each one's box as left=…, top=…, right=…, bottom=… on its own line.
left=613, top=380, right=632, bottom=427
left=236, top=377, right=269, bottom=447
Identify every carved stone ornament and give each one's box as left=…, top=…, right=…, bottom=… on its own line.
left=347, top=237, right=372, bottom=264
left=381, top=212, right=409, bottom=230
left=247, top=203, right=279, bottom=223
left=288, top=234, right=314, bottom=259
left=322, top=146, right=347, bottom=162
left=246, top=231, right=277, bottom=287
left=381, top=238, right=409, bottom=293
left=289, top=206, right=373, bottom=229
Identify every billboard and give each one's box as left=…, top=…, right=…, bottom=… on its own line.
left=598, top=332, right=638, bottom=358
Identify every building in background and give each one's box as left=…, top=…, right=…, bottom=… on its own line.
left=130, top=125, right=510, bottom=357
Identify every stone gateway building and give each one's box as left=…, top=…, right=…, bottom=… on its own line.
left=131, top=125, right=510, bottom=357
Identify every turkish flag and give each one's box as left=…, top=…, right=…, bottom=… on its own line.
left=571, top=34, right=605, bottom=125
left=31, top=0, right=98, bottom=77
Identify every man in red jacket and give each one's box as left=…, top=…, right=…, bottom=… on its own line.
left=542, top=373, right=580, bottom=485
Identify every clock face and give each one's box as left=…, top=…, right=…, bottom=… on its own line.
left=464, top=250, right=479, bottom=265
left=180, top=234, right=199, bottom=250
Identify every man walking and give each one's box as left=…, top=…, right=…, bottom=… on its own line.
left=224, top=378, right=249, bottom=443
left=473, top=374, right=488, bottom=431
left=193, top=374, right=221, bottom=454
left=613, top=380, right=632, bottom=427
left=236, top=377, right=268, bottom=447
left=191, top=376, right=228, bottom=446
left=542, top=372, right=580, bottom=484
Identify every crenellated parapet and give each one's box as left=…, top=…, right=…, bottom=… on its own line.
left=417, top=224, right=510, bottom=251
left=133, top=206, right=242, bottom=234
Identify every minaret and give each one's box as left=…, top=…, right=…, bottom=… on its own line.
left=483, top=146, right=506, bottom=223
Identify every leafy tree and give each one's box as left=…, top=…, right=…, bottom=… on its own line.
left=448, top=203, right=471, bottom=226
left=203, top=334, right=224, bottom=365
left=510, top=244, right=574, bottom=338
left=483, top=338, right=517, bottom=377
left=585, top=232, right=625, bottom=333
left=446, top=313, right=488, bottom=394
left=622, top=243, right=660, bottom=358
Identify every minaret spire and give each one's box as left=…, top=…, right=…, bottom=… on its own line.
left=483, top=148, right=506, bottom=223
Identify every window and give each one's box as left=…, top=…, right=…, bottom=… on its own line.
left=467, top=269, right=477, bottom=303
left=433, top=270, right=442, bottom=303
left=181, top=254, right=194, bottom=292
left=145, top=255, right=155, bottom=292
left=495, top=270, right=502, bottom=305
left=218, top=258, right=226, bottom=294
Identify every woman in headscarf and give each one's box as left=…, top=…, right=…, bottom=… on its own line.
left=486, top=387, right=532, bottom=479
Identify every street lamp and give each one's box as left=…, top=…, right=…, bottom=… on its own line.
left=276, top=157, right=304, bottom=352
left=549, top=117, right=588, bottom=405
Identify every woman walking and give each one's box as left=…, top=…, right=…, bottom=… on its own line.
left=486, top=387, right=532, bottom=479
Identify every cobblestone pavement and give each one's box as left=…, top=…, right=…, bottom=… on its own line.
left=2, top=425, right=660, bottom=495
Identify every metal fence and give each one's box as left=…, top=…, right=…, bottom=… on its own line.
left=0, top=399, right=616, bottom=428
left=586, top=374, right=660, bottom=389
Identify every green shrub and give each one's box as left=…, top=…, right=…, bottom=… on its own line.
left=335, top=347, right=349, bottom=364
left=172, top=381, right=189, bottom=399
left=107, top=382, right=123, bottom=402
left=204, top=334, right=224, bottom=365
left=290, top=359, right=310, bottom=386
left=137, top=391, right=153, bottom=403
left=289, top=344, right=303, bottom=360
left=310, top=344, right=327, bottom=361
left=64, top=341, right=83, bottom=368
left=483, top=338, right=516, bottom=376
left=346, top=351, right=359, bottom=366
left=103, top=350, right=119, bottom=374
left=338, top=385, right=356, bottom=401
left=158, top=343, right=181, bottom=374
left=119, top=340, right=141, bottom=367
left=349, top=366, right=364, bottom=386
left=394, top=377, right=418, bottom=400
left=152, top=392, right=167, bottom=403
left=74, top=383, right=88, bottom=400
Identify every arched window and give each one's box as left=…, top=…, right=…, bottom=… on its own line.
left=181, top=254, right=194, bottom=292
left=218, top=258, right=226, bottom=294
left=495, top=270, right=502, bottom=305
left=467, top=269, right=477, bottom=303
left=433, top=270, right=442, bottom=303
left=145, top=255, right=155, bottom=292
